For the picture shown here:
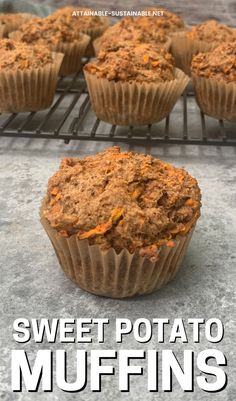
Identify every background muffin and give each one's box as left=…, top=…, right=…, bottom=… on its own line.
left=84, top=43, right=189, bottom=125
left=191, top=42, right=236, bottom=121
left=40, top=146, right=201, bottom=298
left=9, top=15, right=90, bottom=75
left=0, top=38, right=63, bottom=112
left=137, top=8, right=186, bottom=33
left=171, top=20, right=236, bottom=74
left=0, top=12, right=36, bottom=37
left=53, top=6, right=109, bottom=56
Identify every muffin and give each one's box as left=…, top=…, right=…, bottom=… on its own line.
left=40, top=146, right=201, bottom=298
left=191, top=42, right=236, bottom=121
left=0, top=39, right=63, bottom=113
left=0, top=12, right=36, bottom=37
left=84, top=43, right=189, bottom=126
left=9, top=15, right=90, bottom=76
left=53, top=7, right=109, bottom=56
left=137, top=8, right=186, bottom=33
left=171, top=20, right=236, bottom=74
left=93, top=17, right=171, bottom=55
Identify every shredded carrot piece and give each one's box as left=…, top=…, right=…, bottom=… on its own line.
left=166, top=240, right=175, bottom=247
left=78, top=208, right=124, bottom=240
left=152, top=60, right=161, bottom=67
left=51, top=187, right=59, bottom=196
left=143, top=54, right=149, bottom=63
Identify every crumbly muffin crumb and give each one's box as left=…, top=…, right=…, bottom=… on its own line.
left=0, top=39, right=53, bottom=71
left=84, top=43, right=174, bottom=83
left=186, top=20, right=236, bottom=43
left=191, top=42, right=236, bottom=83
left=42, top=147, right=201, bottom=261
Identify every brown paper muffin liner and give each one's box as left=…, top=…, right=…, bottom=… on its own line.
left=93, top=36, right=171, bottom=57
left=9, top=31, right=90, bottom=76
left=84, top=68, right=189, bottom=126
left=191, top=73, right=236, bottom=122
left=0, top=23, right=4, bottom=38
left=170, top=31, right=217, bottom=75
left=0, top=52, right=63, bottom=113
left=80, top=18, right=110, bottom=57
left=50, top=34, right=91, bottom=75
left=40, top=213, right=195, bottom=298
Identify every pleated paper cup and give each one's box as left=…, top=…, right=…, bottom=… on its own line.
left=93, top=37, right=171, bottom=57
left=80, top=18, right=110, bottom=57
left=0, top=23, right=4, bottom=38
left=170, top=31, right=217, bottom=75
left=0, top=52, right=63, bottom=113
left=40, top=212, right=195, bottom=298
left=9, top=31, right=90, bottom=76
left=50, top=34, right=91, bottom=75
left=84, top=68, right=189, bottom=126
left=192, top=73, right=236, bottom=122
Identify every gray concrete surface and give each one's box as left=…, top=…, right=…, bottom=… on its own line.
left=0, top=138, right=236, bottom=401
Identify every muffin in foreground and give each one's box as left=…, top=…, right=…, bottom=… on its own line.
left=171, top=20, right=236, bottom=74
left=40, top=146, right=201, bottom=298
left=93, top=17, right=171, bottom=56
left=53, top=7, right=109, bottom=56
left=0, top=39, right=63, bottom=113
left=84, top=43, right=189, bottom=126
left=9, top=15, right=90, bottom=76
left=191, top=42, right=236, bottom=122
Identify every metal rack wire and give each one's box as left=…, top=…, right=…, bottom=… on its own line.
left=0, top=69, right=235, bottom=145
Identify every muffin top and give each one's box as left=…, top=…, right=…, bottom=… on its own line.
left=42, top=147, right=201, bottom=261
left=84, top=43, right=174, bottom=83
left=137, top=8, right=185, bottom=32
left=98, top=17, right=168, bottom=48
left=0, top=39, right=53, bottom=71
left=11, top=15, right=84, bottom=45
left=186, top=20, right=236, bottom=43
left=191, top=42, right=236, bottom=83
left=53, top=7, right=109, bottom=29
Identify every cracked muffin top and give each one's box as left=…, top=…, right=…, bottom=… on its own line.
left=186, top=20, right=236, bottom=43
left=0, top=39, right=53, bottom=71
left=191, top=42, right=236, bottom=83
left=53, top=7, right=109, bottom=30
left=11, top=15, right=85, bottom=45
left=97, top=17, right=169, bottom=49
left=84, top=43, right=174, bottom=83
left=137, top=8, right=185, bottom=32
left=42, top=147, right=201, bottom=261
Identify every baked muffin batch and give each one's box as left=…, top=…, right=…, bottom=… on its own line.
left=1, top=7, right=233, bottom=298
left=0, top=6, right=235, bottom=120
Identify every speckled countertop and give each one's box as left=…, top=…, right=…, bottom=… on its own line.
left=0, top=138, right=236, bottom=401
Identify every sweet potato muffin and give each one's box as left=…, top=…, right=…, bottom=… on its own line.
left=137, top=8, right=185, bottom=33
left=0, top=12, right=36, bottom=37
left=53, top=6, right=109, bottom=56
left=40, top=146, right=201, bottom=298
left=191, top=42, right=236, bottom=121
left=93, top=17, right=170, bottom=55
left=84, top=43, right=189, bottom=125
left=0, top=39, right=63, bottom=112
left=9, top=15, right=90, bottom=75
left=171, top=20, right=236, bottom=74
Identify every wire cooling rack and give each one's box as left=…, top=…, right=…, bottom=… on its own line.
left=0, top=68, right=235, bottom=145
